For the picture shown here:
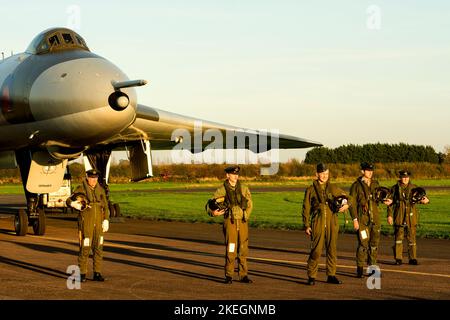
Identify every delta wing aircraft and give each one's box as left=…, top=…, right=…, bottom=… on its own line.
left=0, top=27, right=321, bottom=236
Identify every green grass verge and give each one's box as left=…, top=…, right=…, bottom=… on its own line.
left=109, top=188, right=450, bottom=239
left=1, top=181, right=448, bottom=238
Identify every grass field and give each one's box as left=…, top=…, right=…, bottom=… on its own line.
left=108, top=188, right=450, bottom=239
left=1, top=179, right=449, bottom=238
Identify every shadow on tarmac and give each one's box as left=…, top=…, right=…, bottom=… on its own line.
left=0, top=255, right=68, bottom=279
left=0, top=237, right=326, bottom=285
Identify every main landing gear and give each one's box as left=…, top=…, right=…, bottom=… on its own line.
left=14, top=197, right=46, bottom=236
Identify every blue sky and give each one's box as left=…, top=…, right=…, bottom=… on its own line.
left=1, top=1, right=449, bottom=162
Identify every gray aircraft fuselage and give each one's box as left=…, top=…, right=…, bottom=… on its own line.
left=0, top=27, right=138, bottom=157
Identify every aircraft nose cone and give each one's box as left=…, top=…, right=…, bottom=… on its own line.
left=29, top=57, right=137, bottom=119
left=28, top=56, right=138, bottom=146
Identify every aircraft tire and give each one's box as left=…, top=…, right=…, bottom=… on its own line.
left=113, top=203, right=121, bottom=217
left=109, top=202, right=116, bottom=218
left=32, top=209, right=46, bottom=236
left=15, top=209, right=28, bottom=236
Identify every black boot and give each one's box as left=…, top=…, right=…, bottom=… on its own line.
left=326, top=276, right=342, bottom=284
left=356, top=266, right=364, bottom=278
left=307, top=277, right=315, bottom=286
left=395, top=259, right=403, bottom=265
left=409, top=259, right=418, bottom=265
left=224, top=276, right=232, bottom=284
left=93, top=272, right=105, bottom=282
left=80, top=274, right=87, bottom=283
left=240, top=276, right=253, bottom=284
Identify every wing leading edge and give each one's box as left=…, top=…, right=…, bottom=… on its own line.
left=100, top=104, right=322, bottom=152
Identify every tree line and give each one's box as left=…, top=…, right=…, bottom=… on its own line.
left=304, top=143, right=444, bottom=164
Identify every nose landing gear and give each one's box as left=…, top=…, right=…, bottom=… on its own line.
left=14, top=197, right=46, bottom=236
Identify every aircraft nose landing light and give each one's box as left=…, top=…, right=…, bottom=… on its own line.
left=108, top=91, right=130, bottom=111
left=109, top=79, right=147, bottom=111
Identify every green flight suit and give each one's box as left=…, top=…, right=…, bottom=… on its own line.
left=388, top=182, right=420, bottom=260
left=67, top=180, right=110, bottom=275
left=212, top=181, right=253, bottom=279
left=302, top=180, right=348, bottom=279
left=349, top=177, right=382, bottom=267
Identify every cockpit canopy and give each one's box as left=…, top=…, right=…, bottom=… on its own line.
left=26, top=27, right=90, bottom=55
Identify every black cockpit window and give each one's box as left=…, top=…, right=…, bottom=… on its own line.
left=48, top=34, right=60, bottom=47
left=37, top=41, right=49, bottom=52
left=62, top=33, right=74, bottom=44
left=76, top=35, right=87, bottom=47
left=26, top=28, right=90, bottom=55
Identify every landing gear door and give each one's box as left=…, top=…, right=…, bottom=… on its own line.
left=129, top=140, right=153, bottom=182
left=26, top=151, right=68, bottom=194
left=83, top=154, right=112, bottom=184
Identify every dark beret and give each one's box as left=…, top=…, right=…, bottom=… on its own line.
left=360, top=162, right=374, bottom=171
left=86, top=169, right=99, bottom=177
left=225, top=166, right=240, bottom=174
left=398, top=170, right=411, bottom=177
left=316, top=163, right=328, bottom=173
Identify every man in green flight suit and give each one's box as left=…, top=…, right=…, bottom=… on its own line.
left=209, top=165, right=253, bottom=284
left=67, top=169, right=110, bottom=282
left=387, top=170, right=429, bottom=265
left=349, top=162, right=392, bottom=278
left=302, top=163, right=350, bottom=285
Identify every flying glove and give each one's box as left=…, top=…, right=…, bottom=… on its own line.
left=102, top=219, right=109, bottom=233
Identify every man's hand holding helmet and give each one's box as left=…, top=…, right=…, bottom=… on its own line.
left=206, top=197, right=227, bottom=217
left=338, top=202, right=349, bottom=213
left=374, top=186, right=392, bottom=205
left=411, top=187, right=428, bottom=204
left=212, top=209, right=226, bottom=217
left=329, top=195, right=349, bottom=213
left=70, top=201, right=83, bottom=211
left=69, top=192, right=89, bottom=211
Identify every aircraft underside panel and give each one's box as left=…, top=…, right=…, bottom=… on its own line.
left=26, top=151, right=68, bottom=193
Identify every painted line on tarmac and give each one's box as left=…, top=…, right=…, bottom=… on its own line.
left=29, top=235, right=167, bottom=253
left=249, top=256, right=450, bottom=279
left=29, top=234, right=220, bottom=257
left=29, top=235, right=450, bottom=279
